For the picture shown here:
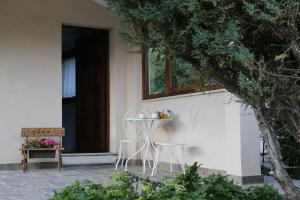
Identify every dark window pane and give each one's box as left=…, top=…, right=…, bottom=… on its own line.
left=148, top=48, right=166, bottom=95
left=172, top=58, right=215, bottom=91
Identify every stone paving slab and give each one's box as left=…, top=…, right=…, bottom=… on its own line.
left=0, top=165, right=298, bottom=199
left=0, top=165, right=171, bottom=200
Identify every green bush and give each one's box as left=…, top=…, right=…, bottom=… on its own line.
left=50, top=163, right=283, bottom=200
left=261, top=165, right=271, bottom=176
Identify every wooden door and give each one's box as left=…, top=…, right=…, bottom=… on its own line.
left=75, top=30, right=109, bottom=153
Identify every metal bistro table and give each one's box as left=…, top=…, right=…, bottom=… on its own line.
left=124, top=117, right=171, bottom=173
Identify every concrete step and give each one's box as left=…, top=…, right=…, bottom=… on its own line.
left=62, top=153, right=117, bottom=166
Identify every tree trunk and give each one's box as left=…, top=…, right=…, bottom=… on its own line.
left=254, top=105, right=300, bottom=200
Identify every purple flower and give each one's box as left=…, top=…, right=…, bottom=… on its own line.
left=39, top=138, right=60, bottom=147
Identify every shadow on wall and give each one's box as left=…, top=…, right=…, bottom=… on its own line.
left=151, top=108, right=213, bottom=164
left=158, top=112, right=204, bottom=159
left=161, top=114, right=183, bottom=133
left=187, top=146, right=203, bottom=157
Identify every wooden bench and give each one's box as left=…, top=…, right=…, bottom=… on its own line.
left=20, top=128, right=65, bottom=172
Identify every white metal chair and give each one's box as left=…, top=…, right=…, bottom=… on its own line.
left=115, top=109, right=151, bottom=171
left=151, top=142, right=185, bottom=176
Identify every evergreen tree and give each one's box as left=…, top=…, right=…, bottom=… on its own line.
left=106, top=1, right=300, bottom=199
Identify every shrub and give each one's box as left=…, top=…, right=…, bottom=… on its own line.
left=261, top=165, right=271, bottom=176
left=50, top=163, right=283, bottom=200
left=247, top=185, right=283, bottom=200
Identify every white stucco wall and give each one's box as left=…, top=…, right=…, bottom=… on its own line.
left=141, top=91, right=227, bottom=171
left=224, top=94, right=261, bottom=177
left=0, top=0, right=128, bottom=164
left=240, top=105, right=261, bottom=176
left=140, top=92, right=261, bottom=177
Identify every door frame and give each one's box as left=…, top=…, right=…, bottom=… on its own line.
left=61, top=24, right=110, bottom=153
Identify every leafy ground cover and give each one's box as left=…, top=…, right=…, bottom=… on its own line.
left=50, top=163, right=283, bottom=200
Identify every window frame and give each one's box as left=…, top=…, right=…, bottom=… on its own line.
left=142, top=53, right=222, bottom=100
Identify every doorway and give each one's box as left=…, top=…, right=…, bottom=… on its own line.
left=62, top=25, right=109, bottom=153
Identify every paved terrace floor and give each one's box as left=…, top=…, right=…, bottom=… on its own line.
left=0, top=165, right=299, bottom=200
left=0, top=165, right=171, bottom=200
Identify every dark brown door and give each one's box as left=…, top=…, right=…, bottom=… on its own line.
left=75, top=30, right=109, bottom=153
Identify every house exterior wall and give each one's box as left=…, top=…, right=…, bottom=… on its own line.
left=0, top=0, right=128, bottom=164
left=224, top=94, right=261, bottom=181
left=0, top=0, right=261, bottom=181
left=140, top=92, right=261, bottom=179
left=124, top=54, right=262, bottom=180
left=141, top=91, right=227, bottom=171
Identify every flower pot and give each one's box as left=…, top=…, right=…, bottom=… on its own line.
left=28, top=150, right=56, bottom=158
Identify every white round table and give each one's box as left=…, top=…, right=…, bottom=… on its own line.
left=124, top=118, right=171, bottom=173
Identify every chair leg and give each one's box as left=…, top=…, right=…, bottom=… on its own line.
left=121, top=143, right=126, bottom=168
left=151, top=145, right=161, bottom=176
left=147, top=158, right=152, bottom=169
left=143, top=141, right=150, bottom=174
left=178, top=145, right=185, bottom=174
left=115, top=141, right=123, bottom=170
left=155, top=146, right=162, bottom=175
left=140, top=142, right=144, bottom=161
left=151, top=148, right=158, bottom=177
left=140, top=142, right=151, bottom=169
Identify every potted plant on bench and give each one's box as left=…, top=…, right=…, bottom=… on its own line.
left=20, top=128, right=65, bottom=172
left=23, top=138, right=61, bottom=158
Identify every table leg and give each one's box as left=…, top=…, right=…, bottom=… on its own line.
left=141, top=120, right=154, bottom=173
left=125, top=140, right=147, bottom=171
left=142, top=139, right=150, bottom=174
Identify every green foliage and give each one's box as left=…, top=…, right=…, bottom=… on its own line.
left=50, top=163, right=283, bottom=200
left=103, top=172, right=140, bottom=199
left=148, top=48, right=208, bottom=94
left=287, top=168, right=300, bottom=180
left=175, top=162, right=201, bottom=192
left=148, top=48, right=166, bottom=94
left=105, top=2, right=300, bottom=194
left=276, top=120, right=300, bottom=179
left=261, top=165, right=271, bottom=176
left=49, top=180, right=106, bottom=200
left=172, top=57, right=212, bottom=90
left=247, top=185, right=284, bottom=200
left=104, top=0, right=300, bottom=114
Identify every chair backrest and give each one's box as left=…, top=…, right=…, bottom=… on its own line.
left=122, top=109, right=148, bottom=140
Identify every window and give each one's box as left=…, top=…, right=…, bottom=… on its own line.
left=142, top=49, right=221, bottom=100
left=147, top=49, right=167, bottom=95
left=62, top=57, right=76, bottom=98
